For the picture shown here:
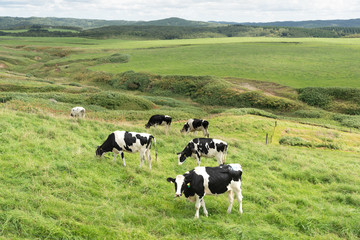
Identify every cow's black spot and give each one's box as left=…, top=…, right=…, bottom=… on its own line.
left=192, top=119, right=203, bottom=129
left=136, top=134, right=148, bottom=146
left=202, top=120, right=209, bottom=129
left=208, top=140, right=215, bottom=149
left=124, top=132, right=136, bottom=146
left=216, top=142, right=227, bottom=152
left=206, top=166, right=233, bottom=194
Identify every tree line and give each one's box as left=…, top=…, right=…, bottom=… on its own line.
left=2, top=24, right=360, bottom=39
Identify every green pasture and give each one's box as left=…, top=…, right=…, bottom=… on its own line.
left=89, top=40, right=360, bottom=88
left=1, top=34, right=360, bottom=239
left=0, top=106, right=359, bottom=239
left=1, top=36, right=360, bottom=88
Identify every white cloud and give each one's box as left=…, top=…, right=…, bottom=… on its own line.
left=0, top=0, right=359, bottom=22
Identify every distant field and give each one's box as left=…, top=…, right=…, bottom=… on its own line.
left=1, top=36, right=360, bottom=88
left=0, top=37, right=360, bottom=87
left=88, top=38, right=360, bottom=88
left=3, top=36, right=350, bottom=88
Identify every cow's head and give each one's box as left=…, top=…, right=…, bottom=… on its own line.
left=96, top=146, right=105, bottom=157
left=167, top=174, right=191, bottom=197
left=145, top=123, right=151, bottom=129
left=177, top=152, right=187, bottom=165
left=180, top=123, right=189, bottom=133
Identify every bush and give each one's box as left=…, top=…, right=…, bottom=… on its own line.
left=333, top=114, right=360, bottom=129
left=98, top=53, right=130, bottom=64
left=294, top=110, right=323, bottom=118
left=111, top=71, right=150, bottom=91
left=298, top=88, right=331, bottom=107
left=279, top=136, right=312, bottom=147
left=87, top=92, right=154, bottom=110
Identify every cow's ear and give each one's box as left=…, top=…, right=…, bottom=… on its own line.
left=167, top=177, right=175, bottom=183
left=184, top=174, right=192, bottom=183
left=176, top=152, right=181, bottom=155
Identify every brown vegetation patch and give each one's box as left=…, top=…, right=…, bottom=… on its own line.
left=225, top=77, right=298, bottom=100
left=0, top=63, right=8, bottom=69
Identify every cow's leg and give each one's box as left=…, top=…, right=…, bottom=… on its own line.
left=120, top=152, right=126, bottom=167
left=202, top=128, right=209, bottom=138
left=139, top=151, right=145, bottom=168
left=113, top=152, right=118, bottom=162
left=146, top=149, right=152, bottom=169
left=201, top=198, right=208, bottom=217
left=194, top=195, right=201, bottom=219
left=165, top=124, right=169, bottom=135
left=227, top=190, right=234, bottom=213
left=234, top=187, right=243, bottom=214
left=195, top=152, right=201, bottom=166
left=216, top=154, right=222, bottom=165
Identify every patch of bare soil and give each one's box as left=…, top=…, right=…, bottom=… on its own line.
left=0, top=63, right=8, bottom=69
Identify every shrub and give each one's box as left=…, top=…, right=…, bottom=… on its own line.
left=333, top=114, right=360, bottom=129
left=294, top=110, right=323, bottom=118
left=98, top=53, right=130, bottom=64
left=87, top=91, right=154, bottom=110
left=111, top=71, right=150, bottom=91
left=298, top=88, right=331, bottom=107
left=279, top=136, right=312, bottom=147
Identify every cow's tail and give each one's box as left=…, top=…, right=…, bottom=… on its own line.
left=150, top=135, right=157, bottom=161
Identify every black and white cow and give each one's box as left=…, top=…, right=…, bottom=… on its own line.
left=96, top=131, right=157, bottom=169
left=167, top=164, right=243, bottom=218
left=145, top=115, right=172, bottom=132
left=177, top=138, right=227, bottom=166
left=70, top=106, right=85, bottom=118
left=180, top=119, right=209, bottom=138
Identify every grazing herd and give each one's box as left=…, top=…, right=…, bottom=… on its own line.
left=71, top=109, right=243, bottom=218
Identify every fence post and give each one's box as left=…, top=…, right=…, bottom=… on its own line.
left=266, top=133, right=268, bottom=144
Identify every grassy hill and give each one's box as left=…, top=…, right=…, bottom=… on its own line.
left=239, top=18, right=360, bottom=28
left=0, top=17, right=222, bottom=30
left=0, top=36, right=360, bottom=239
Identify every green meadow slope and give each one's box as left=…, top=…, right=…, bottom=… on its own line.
left=1, top=106, right=360, bottom=239
left=0, top=36, right=360, bottom=239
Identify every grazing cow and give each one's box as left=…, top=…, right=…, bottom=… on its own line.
left=96, top=131, right=157, bottom=169
left=70, top=106, right=85, bottom=118
left=167, top=164, right=243, bottom=218
left=180, top=119, right=209, bottom=137
left=177, top=138, right=227, bottom=166
left=145, top=115, right=172, bottom=132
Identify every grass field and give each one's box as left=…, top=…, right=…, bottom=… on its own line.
left=2, top=36, right=360, bottom=87
left=1, top=36, right=360, bottom=239
left=1, top=106, right=359, bottom=239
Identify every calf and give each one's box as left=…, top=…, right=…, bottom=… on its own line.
left=177, top=138, right=227, bottom=166
left=145, top=115, right=172, bottom=132
left=180, top=119, right=209, bottom=138
left=96, top=131, right=157, bottom=169
left=70, top=106, right=85, bottom=118
left=167, top=164, right=243, bottom=218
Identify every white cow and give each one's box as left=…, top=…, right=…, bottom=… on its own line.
left=70, top=107, right=85, bottom=118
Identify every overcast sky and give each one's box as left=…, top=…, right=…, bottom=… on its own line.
left=0, top=0, right=359, bottom=23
